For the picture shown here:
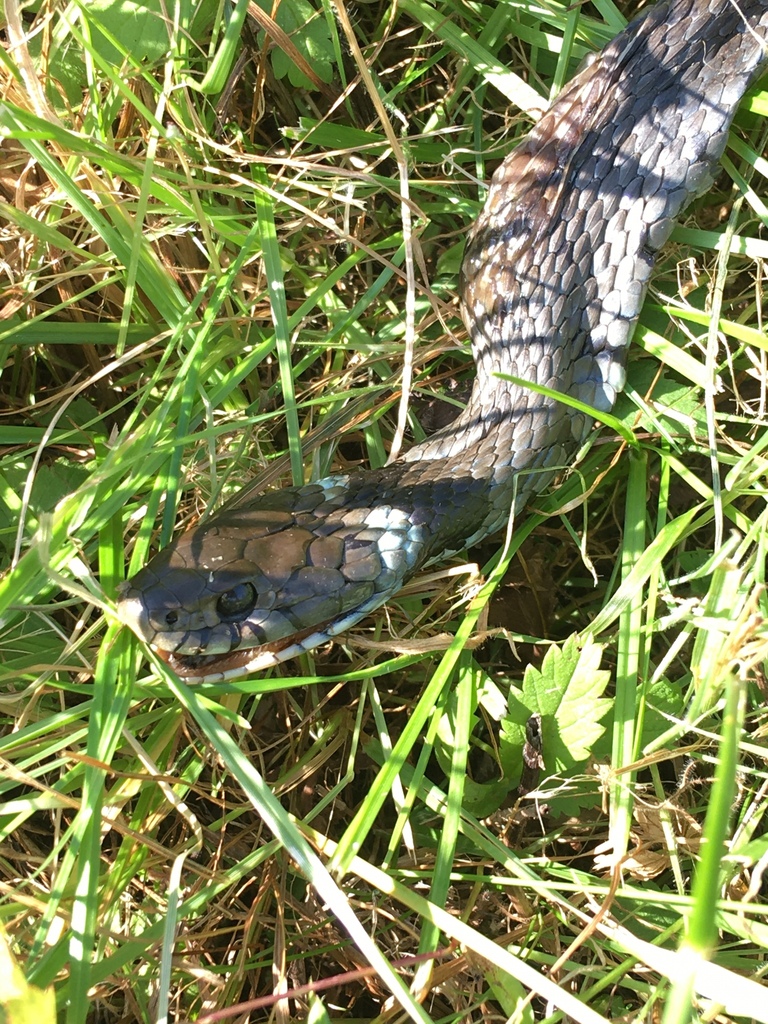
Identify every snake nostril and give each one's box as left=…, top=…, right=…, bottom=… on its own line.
left=165, top=610, right=179, bottom=627
left=217, top=583, right=257, bottom=621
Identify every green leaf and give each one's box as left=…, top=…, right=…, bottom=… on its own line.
left=522, top=635, right=611, bottom=768
left=38, top=0, right=171, bottom=106
left=641, top=678, right=685, bottom=749
left=79, top=0, right=173, bottom=66
left=253, top=0, right=335, bottom=89
left=498, top=636, right=612, bottom=801
left=614, top=362, right=707, bottom=444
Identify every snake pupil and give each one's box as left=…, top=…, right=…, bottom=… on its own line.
left=165, top=610, right=179, bottom=626
left=216, top=583, right=257, bottom=620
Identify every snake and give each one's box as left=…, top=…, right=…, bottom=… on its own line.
left=117, top=0, right=768, bottom=682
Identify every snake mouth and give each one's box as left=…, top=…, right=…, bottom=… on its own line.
left=154, top=622, right=335, bottom=682
left=157, top=645, right=278, bottom=680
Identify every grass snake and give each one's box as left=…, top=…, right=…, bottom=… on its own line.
left=118, top=0, right=768, bottom=681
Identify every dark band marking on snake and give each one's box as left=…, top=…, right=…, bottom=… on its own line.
left=118, top=0, right=768, bottom=681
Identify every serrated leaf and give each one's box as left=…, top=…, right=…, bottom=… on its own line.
left=497, top=637, right=612, bottom=797
left=520, top=635, right=611, bottom=769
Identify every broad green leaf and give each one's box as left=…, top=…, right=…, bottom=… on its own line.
left=499, top=635, right=612, bottom=791
left=522, top=634, right=611, bottom=767
left=253, top=0, right=335, bottom=89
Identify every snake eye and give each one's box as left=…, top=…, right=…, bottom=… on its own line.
left=216, top=583, right=257, bottom=620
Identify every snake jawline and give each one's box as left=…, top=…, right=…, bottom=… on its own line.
left=117, top=0, right=768, bottom=682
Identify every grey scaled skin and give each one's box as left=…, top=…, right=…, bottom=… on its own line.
left=118, top=0, right=768, bottom=681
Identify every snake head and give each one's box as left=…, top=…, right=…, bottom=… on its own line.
left=117, top=477, right=428, bottom=681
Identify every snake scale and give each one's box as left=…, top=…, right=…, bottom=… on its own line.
left=118, top=0, right=768, bottom=681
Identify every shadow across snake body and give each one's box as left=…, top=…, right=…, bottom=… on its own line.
left=118, top=0, right=768, bottom=681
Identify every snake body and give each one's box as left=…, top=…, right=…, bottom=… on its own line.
left=118, top=0, right=768, bottom=681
